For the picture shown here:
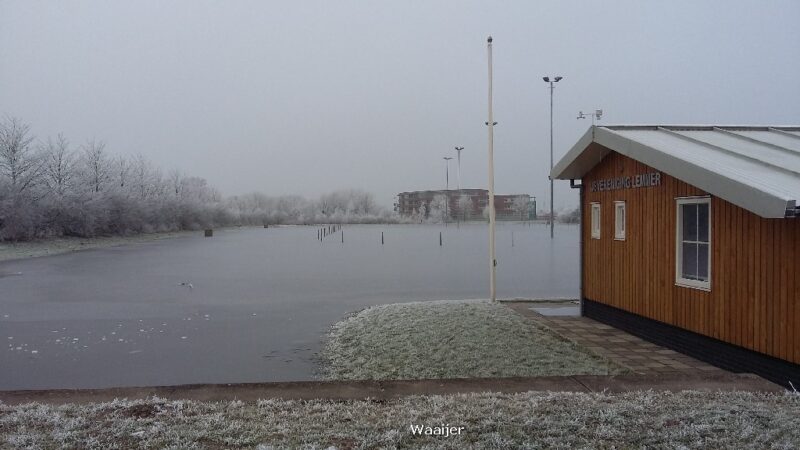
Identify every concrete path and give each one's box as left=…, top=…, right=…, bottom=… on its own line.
left=505, top=301, right=727, bottom=376
left=0, top=373, right=782, bottom=405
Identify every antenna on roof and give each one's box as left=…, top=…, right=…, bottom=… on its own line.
left=578, top=108, right=603, bottom=126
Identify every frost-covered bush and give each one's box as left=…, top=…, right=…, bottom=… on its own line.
left=226, top=189, right=406, bottom=226
left=0, top=117, right=401, bottom=241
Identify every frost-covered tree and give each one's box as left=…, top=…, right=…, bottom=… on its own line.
left=181, top=176, right=217, bottom=204
left=456, top=194, right=472, bottom=221
left=131, top=154, right=153, bottom=199
left=41, top=134, right=77, bottom=197
left=81, top=139, right=110, bottom=193
left=559, top=207, right=580, bottom=223
left=112, top=155, right=130, bottom=192
left=169, top=169, right=182, bottom=197
left=0, top=117, right=45, bottom=240
left=317, top=190, right=348, bottom=216
left=0, top=116, right=40, bottom=192
left=427, top=194, right=448, bottom=223
left=149, top=167, right=166, bottom=199
left=511, top=196, right=529, bottom=221
left=224, top=189, right=399, bottom=226
left=417, top=203, right=428, bottom=221
left=0, top=116, right=405, bottom=240
left=350, top=190, right=377, bottom=215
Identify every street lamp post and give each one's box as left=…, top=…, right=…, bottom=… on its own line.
left=444, top=156, right=453, bottom=224
left=543, top=75, right=562, bottom=239
left=454, top=146, right=464, bottom=190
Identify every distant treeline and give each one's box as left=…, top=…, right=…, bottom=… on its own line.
left=0, top=116, right=402, bottom=241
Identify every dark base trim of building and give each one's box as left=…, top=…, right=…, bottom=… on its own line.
left=583, top=298, right=799, bottom=388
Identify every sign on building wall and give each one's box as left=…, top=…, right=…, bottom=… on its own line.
left=590, top=172, right=662, bottom=193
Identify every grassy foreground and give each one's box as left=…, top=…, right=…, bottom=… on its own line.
left=322, top=300, right=625, bottom=380
left=1, top=391, right=798, bottom=448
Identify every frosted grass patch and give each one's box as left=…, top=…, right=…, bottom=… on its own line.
left=1, top=391, right=798, bottom=449
left=322, top=300, right=626, bottom=380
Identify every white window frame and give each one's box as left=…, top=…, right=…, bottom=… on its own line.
left=675, top=196, right=711, bottom=291
left=614, top=201, right=626, bottom=241
left=590, top=202, right=601, bottom=239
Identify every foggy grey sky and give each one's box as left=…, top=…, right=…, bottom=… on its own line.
left=2, top=1, right=798, bottom=209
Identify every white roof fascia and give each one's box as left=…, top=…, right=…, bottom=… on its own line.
left=553, top=126, right=793, bottom=218
left=550, top=126, right=602, bottom=180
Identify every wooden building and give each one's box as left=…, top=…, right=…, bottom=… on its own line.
left=552, top=125, right=800, bottom=386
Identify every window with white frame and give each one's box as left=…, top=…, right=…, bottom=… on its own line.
left=614, top=201, right=626, bottom=240
left=676, top=197, right=711, bottom=290
left=590, top=203, right=601, bottom=239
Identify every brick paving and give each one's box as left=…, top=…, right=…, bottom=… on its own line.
left=504, top=301, right=727, bottom=376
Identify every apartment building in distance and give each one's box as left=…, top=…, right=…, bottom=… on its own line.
left=395, top=189, right=531, bottom=221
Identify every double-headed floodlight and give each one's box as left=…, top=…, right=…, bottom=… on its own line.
left=443, top=156, right=453, bottom=190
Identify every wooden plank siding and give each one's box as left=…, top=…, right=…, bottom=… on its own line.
left=582, top=149, right=800, bottom=364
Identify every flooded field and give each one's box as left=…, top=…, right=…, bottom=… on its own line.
left=0, top=223, right=578, bottom=390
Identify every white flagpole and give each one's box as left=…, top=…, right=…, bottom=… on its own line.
left=486, top=36, right=497, bottom=302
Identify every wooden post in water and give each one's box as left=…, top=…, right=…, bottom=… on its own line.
left=512, top=231, right=514, bottom=247
left=381, top=231, right=384, bottom=245
left=341, top=230, right=344, bottom=243
left=439, top=231, right=442, bottom=246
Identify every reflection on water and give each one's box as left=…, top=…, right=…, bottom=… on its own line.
left=0, top=223, right=578, bottom=389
